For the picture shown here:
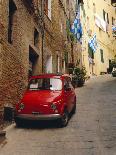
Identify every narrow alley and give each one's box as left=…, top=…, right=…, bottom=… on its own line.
left=0, top=75, right=116, bottom=155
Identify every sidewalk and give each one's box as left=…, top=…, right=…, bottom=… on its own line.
left=0, top=120, right=11, bottom=144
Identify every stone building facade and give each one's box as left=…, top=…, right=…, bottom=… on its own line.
left=80, top=0, right=116, bottom=76
left=0, top=0, right=80, bottom=118
left=0, top=0, right=43, bottom=115
left=43, top=0, right=80, bottom=74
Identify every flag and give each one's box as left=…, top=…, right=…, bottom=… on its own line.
left=71, top=5, right=82, bottom=42
left=88, top=33, right=98, bottom=52
left=112, top=25, right=116, bottom=37
left=112, top=25, right=116, bottom=32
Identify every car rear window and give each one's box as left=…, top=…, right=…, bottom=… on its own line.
left=28, top=78, right=62, bottom=91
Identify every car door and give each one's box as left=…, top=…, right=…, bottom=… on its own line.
left=67, top=77, right=75, bottom=111
left=64, top=77, right=75, bottom=113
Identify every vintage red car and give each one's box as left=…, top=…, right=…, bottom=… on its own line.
left=14, top=73, right=76, bottom=127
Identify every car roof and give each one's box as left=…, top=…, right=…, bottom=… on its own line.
left=29, top=73, right=70, bottom=80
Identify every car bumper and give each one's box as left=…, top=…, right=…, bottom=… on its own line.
left=15, top=114, right=62, bottom=121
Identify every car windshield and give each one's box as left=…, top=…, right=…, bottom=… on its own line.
left=28, top=78, right=62, bottom=91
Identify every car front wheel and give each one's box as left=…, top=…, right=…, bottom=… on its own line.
left=60, top=110, right=69, bottom=127
left=71, top=99, right=76, bottom=114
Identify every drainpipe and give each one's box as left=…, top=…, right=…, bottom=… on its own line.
left=41, top=0, right=44, bottom=73
left=69, top=11, right=74, bottom=64
left=71, top=41, right=74, bottom=63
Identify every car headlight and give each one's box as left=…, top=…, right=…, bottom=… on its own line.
left=19, top=103, right=25, bottom=110
left=50, top=103, right=57, bottom=110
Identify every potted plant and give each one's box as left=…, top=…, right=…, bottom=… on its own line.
left=72, top=66, right=87, bottom=87
left=68, top=63, right=75, bottom=74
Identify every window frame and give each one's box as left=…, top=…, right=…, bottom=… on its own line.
left=100, top=49, right=104, bottom=63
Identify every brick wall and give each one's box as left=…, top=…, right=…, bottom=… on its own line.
left=0, top=0, right=42, bottom=118
left=43, top=0, right=73, bottom=73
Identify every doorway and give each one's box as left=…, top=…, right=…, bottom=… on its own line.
left=29, top=46, right=39, bottom=77
left=46, top=55, right=52, bottom=73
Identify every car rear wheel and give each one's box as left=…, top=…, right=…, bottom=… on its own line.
left=60, top=110, right=69, bottom=127
left=15, top=120, right=23, bottom=127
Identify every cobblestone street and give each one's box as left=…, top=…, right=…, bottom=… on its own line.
left=0, top=75, right=116, bottom=155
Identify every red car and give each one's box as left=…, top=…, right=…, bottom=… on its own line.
left=14, top=73, right=76, bottom=127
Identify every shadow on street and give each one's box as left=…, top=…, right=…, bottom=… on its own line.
left=14, top=113, right=75, bottom=130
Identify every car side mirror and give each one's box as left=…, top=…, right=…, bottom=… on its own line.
left=64, top=85, right=71, bottom=91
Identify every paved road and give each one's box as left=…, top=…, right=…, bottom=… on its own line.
left=0, top=75, right=116, bottom=155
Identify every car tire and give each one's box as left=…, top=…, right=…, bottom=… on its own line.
left=72, top=103, right=76, bottom=114
left=15, top=120, right=22, bottom=127
left=71, top=99, right=76, bottom=114
left=60, top=110, right=69, bottom=127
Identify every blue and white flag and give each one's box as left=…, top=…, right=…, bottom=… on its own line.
left=88, top=33, right=98, bottom=52
left=71, top=5, right=82, bottom=42
left=112, top=25, right=116, bottom=32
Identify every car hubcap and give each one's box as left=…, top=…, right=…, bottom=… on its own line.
left=62, top=113, right=68, bottom=126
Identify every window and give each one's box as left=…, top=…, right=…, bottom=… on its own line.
left=56, top=55, right=60, bottom=72
left=103, top=10, right=109, bottom=24
left=78, top=0, right=84, bottom=5
left=93, top=3, right=96, bottom=13
left=107, top=13, right=109, bottom=24
left=111, top=0, right=116, bottom=6
left=88, top=46, right=94, bottom=59
left=29, top=46, right=39, bottom=77
left=44, top=0, right=51, bottom=19
left=100, top=49, right=104, bottom=63
left=112, top=17, right=115, bottom=25
left=87, top=16, right=90, bottom=32
left=64, top=52, right=68, bottom=66
left=87, top=0, right=90, bottom=8
left=28, top=78, right=62, bottom=91
left=103, top=10, right=106, bottom=21
left=8, top=0, right=17, bottom=44
left=34, top=28, right=39, bottom=48
left=66, top=0, right=69, bottom=11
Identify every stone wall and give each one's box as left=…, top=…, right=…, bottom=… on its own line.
left=0, top=0, right=42, bottom=116
left=43, top=0, right=72, bottom=73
